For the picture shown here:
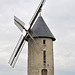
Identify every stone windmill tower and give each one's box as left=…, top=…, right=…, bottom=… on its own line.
left=28, top=16, right=56, bottom=75
left=8, top=0, right=56, bottom=75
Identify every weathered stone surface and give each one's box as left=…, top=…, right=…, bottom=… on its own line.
left=28, top=38, right=54, bottom=75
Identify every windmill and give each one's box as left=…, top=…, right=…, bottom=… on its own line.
left=9, top=0, right=56, bottom=75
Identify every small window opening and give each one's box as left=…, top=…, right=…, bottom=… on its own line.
left=44, top=61, right=46, bottom=64
left=43, top=51, right=46, bottom=65
left=43, top=40, right=46, bottom=44
left=44, top=56, right=46, bottom=60
left=43, top=51, right=46, bottom=56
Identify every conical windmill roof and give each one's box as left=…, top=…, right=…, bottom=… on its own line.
left=31, top=16, right=56, bottom=41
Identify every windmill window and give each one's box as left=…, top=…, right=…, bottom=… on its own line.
left=43, top=51, right=46, bottom=56
left=43, top=61, right=46, bottom=65
left=43, top=51, right=46, bottom=65
left=44, top=56, right=46, bottom=60
left=43, top=40, right=46, bottom=44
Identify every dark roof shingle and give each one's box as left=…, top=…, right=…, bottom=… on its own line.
left=31, top=16, right=56, bottom=41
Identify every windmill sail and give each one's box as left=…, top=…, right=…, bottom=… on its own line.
left=9, top=0, right=46, bottom=68
left=29, top=0, right=46, bottom=29
left=14, top=16, right=25, bottom=32
left=24, top=0, right=46, bottom=50
left=8, top=35, right=26, bottom=67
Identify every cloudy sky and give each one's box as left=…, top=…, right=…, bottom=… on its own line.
left=0, top=0, right=75, bottom=75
